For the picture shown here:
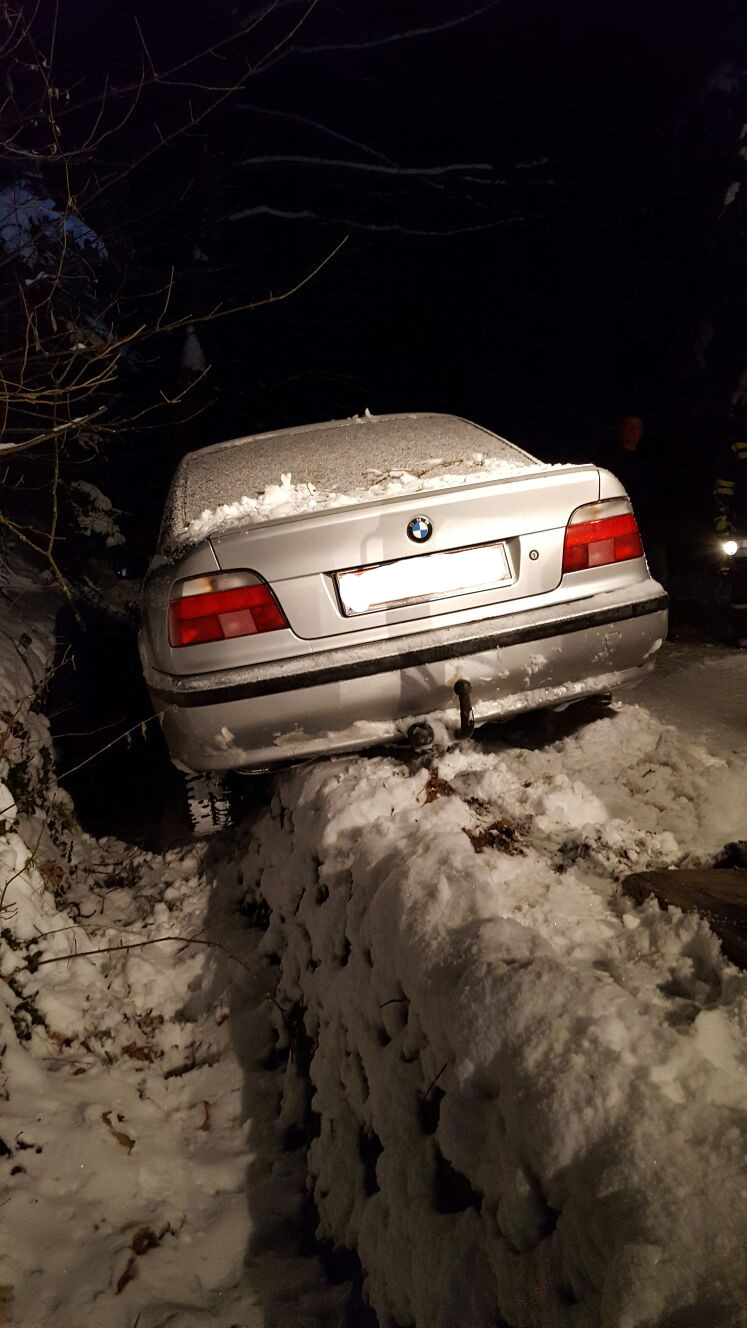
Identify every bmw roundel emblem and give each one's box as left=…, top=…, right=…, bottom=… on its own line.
left=407, top=515, right=433, bottom=543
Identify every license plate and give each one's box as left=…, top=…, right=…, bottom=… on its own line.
left=336, top=541, right=512, bottom=616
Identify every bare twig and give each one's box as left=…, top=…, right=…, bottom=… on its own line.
left=423, top=1062, right=448, bottom=1099
left=256, top=0, right=501, bottom=69
left=18, top=932, right=258, bottom=977
left=55, top=711, right=164, bottom=781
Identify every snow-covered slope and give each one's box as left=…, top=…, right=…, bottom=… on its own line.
left=244, top=702, right=747, bottom=1327
left=0, top=574, right=346, bottom=1328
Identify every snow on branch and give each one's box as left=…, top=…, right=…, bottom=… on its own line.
left=0, top=181, right=108, bottom=265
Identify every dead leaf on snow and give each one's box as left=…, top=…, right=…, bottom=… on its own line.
left=101, top=1110, right=135, bottom=1153
left=115, top=1225, right=170, bottom=1294
left=422, top=768, right=453, bottom=804
left=121, top=1041, right=158, bottom=1063
left=463, top=820, right=526, bottom=855
left=37, top=859, right=65, bottom=890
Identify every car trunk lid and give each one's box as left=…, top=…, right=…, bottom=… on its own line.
left=208, top=465, right=600, bottom=640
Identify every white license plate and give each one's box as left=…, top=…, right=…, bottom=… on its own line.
left=336, top=541, right=512, bottom=616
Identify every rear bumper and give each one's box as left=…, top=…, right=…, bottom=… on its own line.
left=145, top=585, right=668, bottom=771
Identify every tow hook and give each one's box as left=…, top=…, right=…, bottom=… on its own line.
left=454, top=679, right=475, bottom=739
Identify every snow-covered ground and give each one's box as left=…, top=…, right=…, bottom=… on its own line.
left=1, top=571, right=746, bottom=1327
left=633, top=637, right=747, bottom=755
left=0, top=578, right=349, bottom=1328
left=246, top=672, right=747, bottom=1328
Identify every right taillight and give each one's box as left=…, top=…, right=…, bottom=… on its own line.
left=168, top=571, right=288, bottom=647
left=562, top=498, right=644, bottom=574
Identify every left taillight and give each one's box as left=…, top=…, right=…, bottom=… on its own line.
left=168, top=572, right=288, bottom=647
left=562, top=498, right=644, bottom=574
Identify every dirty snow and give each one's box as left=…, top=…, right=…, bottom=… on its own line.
left=2, top=559, right=747, bottom=1327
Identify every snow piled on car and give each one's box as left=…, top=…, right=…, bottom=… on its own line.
left=163, top=412, right=546, bottom=546
left=180, top=456, right=534, bottom=545
left=243, top=710, right=747, bottom=1327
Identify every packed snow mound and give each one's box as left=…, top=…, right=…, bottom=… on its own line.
left=162, top=411, right=547, bottom=545
left=244, top=705, right=747, bottom=1328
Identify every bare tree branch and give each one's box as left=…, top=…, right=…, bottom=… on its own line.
left=255, top=0, right=502, bottom=70
left=238, top=154, right=495, bottom=177
left=228, top=204, right=520, bottom=235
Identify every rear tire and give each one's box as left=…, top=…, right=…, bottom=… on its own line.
left=183, top=771, right=232, bottom=837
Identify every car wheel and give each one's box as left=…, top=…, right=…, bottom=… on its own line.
left=183, top=771, right=233, bottom=837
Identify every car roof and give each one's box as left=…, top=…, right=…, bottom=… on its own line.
left=165, top=413, right=539, bottom=540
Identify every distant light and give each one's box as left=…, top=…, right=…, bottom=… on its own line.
left=722, top=539, right=739, bottom=556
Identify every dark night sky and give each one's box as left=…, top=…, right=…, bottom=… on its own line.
left=50, top=0, right=745, bottom=525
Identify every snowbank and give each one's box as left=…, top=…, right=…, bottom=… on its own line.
left=244, top=707, right=747, bottom=1327
left=0, top=573, right=335, bottom=1327
left=2, top=557, right=379, bottom=1328
left=0, top=579, right=250, bottom=1325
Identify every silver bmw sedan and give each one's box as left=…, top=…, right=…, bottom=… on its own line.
left=140, top=413, right=667, bottom=831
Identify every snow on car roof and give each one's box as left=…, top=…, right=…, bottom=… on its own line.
left=162, top=412, right=541, bottom=546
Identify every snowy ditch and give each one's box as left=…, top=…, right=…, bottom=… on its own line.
left=1, top=572, right=747, bottom=1326
left=244, top=719, right=747, bottom=1327
left=0, top=582, right=350, bottom=1328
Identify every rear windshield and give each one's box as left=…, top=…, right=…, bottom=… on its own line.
left=162, top=412, right=540, bottom=547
